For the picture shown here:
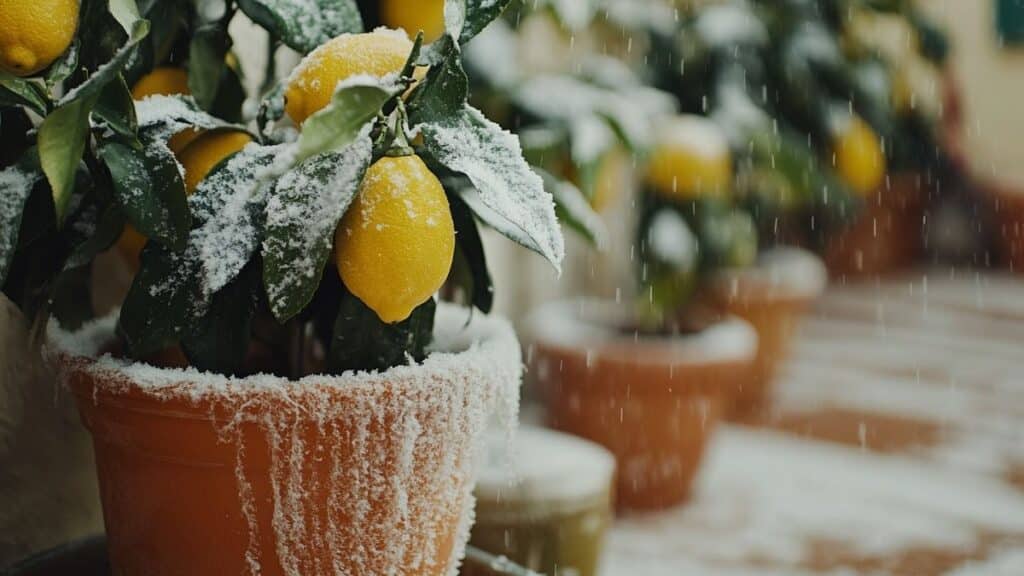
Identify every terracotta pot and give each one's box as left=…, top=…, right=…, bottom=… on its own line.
left=527, top=300, right=757, bottom=511
left=47, top=305, right=522, bottom=576
left=823, top=172, right=927, bottom=279
left=464, top=426, right=615, bottom=576
left=705, top=247, right=827, bottom=418
left=985, top=179, right=1024, bottom=273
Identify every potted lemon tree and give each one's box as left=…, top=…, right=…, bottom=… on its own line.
left=3, top=0, right=565, bottom=574
left=529, top=113, right=760, bottom=511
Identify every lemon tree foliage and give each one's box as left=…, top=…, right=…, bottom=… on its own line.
left=2, top=0, right=563, bottom=375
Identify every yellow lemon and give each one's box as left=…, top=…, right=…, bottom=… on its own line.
left=0, top=0, right=79, bottom=76
left=334, top=155, right=455, bottom=324
left=590, top=148, right=630, bottom=212
left=132, top=67, right=199, bottom=153
left=833, top=115, right=885, bottom=197
left=176, top=129, right=253, bottom=194
left=645, top=115, right=732, bottom=201
left=381, top=0, right=446, bottom=42
left=285, top=30, right=414, bottom=126
left=116, top=130, right=252, bottom=267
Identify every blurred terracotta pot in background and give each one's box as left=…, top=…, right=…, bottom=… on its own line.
left=527, top=300, right=757, bottom=511
left=705, top=247, right=827, bottom=418
left=48, top=306, right=521, bottom=576
left=824, top=173, right=927, bottom=279
left=463, top=426, right=615, bottom=576
left=985, top=179, right=1024, bottom=273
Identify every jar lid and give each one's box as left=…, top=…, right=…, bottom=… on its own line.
left=476, top=426, right=615, bottom=512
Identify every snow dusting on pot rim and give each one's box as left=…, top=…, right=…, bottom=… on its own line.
left=525, top=299, right=757, bottom=367
left=709, top=246, right=828, bottom=303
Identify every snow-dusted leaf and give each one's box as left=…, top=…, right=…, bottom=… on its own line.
left=444, top=0, right=512, bottom=44
left=38, top=94, right=96, bottom=226
left=536, top=167, right=607, bottom=249
left=418, top=105, right=564, bottom=269
left=181, top=261, right=258, bottom=374
left=93, top=75, right=138, bottom=138
left=109, top=0, right=141, bottom=33
left=189, top=143, right=283, bottom=296
left=262, top=131, right=372, bottom=322
left=0, top=158, right=42, bottom=285
left=408, top=36, right=468, bottom=121
left=0, top=71, right=48, bottom=115
left=237, top=0, right=362, bottom=54
left=117, top=242, right=204, bottom=356
left=99, top=140, right=189, bottom=249
left=135, top=94, right=230, bottom=142
left=57, top=19, right=150, bottom=107
left=294, top=75, right=402, bottom=164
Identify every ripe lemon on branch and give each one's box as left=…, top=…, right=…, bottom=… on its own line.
left=334, top=155, right=455, bottom=324
left=380, top=0, right=445, bottom=42
left=116, top=130, right=252, bottom=266
left=646, top=115, right=733, bottom=201
left=284, top=29, right=414, bottom=125
left=0, top=0, right=79, bottom=76
left=832, top=114, right=885, bottom=197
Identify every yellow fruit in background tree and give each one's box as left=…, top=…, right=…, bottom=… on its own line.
left=176, top=130, right=253, bottom=194
left=132, top=67, right=199, bottom=153
left=590, top=148, right=630, bottom=212
left=381, top=0, right=446, bottom=42
left=833, top=115, right=885, bottom=197
left=0, top=0, right=79, bottom=76
left=285, top=30, right=414, bottom=125
left=646, top=115, right=732, bottom=201
left=116, top=130, right=252, bottom=267
left=334, top=155, right=455, bottom=324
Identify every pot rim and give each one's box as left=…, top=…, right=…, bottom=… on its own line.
left=708, top=246, right=827, bottom=304
left=46, top=303, right=521, bottom=414
left=525, top=298, right=757, bottom=366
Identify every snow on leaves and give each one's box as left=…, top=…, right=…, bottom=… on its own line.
left=0, top=161, right=41, bottom=285
left=263, top=130, right=373, bottom=322
left=418, top=106, right=564, bottom=270
left=135, top=95, right=230, bottom=142
left=237, top=0, right=363, bottom=54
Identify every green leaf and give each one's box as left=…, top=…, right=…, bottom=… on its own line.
left=294, top=76, right=402, bottom=164
left=327, top=288, right=436, bottom=373
left=45, top=41, right=80, bottom=89
left=262, top=133, right=372, bottom=322
left=109, top=0, right=141, bottom=33
left=135, top=94, right=229, bottom=142
left=117, top=243, right=203, bottom=357
left=0, top=72, right=49, bottom=116
left=38, top=93, right=97, bottom=226
left=0, top=107, right=34, bottom=167
left=0, top=154, right=43, bottom=286
left=211, top=59, right=246, bottom=123
left=445, top=0, right=512, bottom=44
left=94, top=74, right=138, bottom=139
left=181, top=261, right=258, bottom=375
left=99, top=140, right=190, bottom=249
left=417, top=104, right=564, bottom=270
left=188, top=24, right=230, bottom=111
left=237, top=0, right=363, bottom=54
left=408, top=35, right=468, bottom=121
left=56, top=19, right=150, bottom=107
left=64, top=205, right=126, bottom=270
left=448, top=192, right=492, bottom=314
left=537, top=167, right=607, bottom=248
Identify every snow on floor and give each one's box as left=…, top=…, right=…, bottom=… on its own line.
left=604, top=427, right=1024, bottom=574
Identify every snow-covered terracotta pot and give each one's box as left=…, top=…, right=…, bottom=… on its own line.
left=985, top=179, right=1024, bottom=273
left=527, top=300, right=757, bottom=511
left=48, top=304, right=521, bottom=576
left=705, top=247, right=826, bottom=418
left=823, top=172, right=927, bottom=279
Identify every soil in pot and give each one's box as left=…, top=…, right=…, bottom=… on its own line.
left=527, top=300, right=757, bottom=511
left=705, top=247, right=827, bottom=419
left=47, top=304, right=522, bottom=576
left=463, top=426, right=615, bottom=576
left=824, top=172, right=928, bottom=279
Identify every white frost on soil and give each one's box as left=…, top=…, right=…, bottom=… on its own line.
left=46, top=304, right=522, bottom=576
